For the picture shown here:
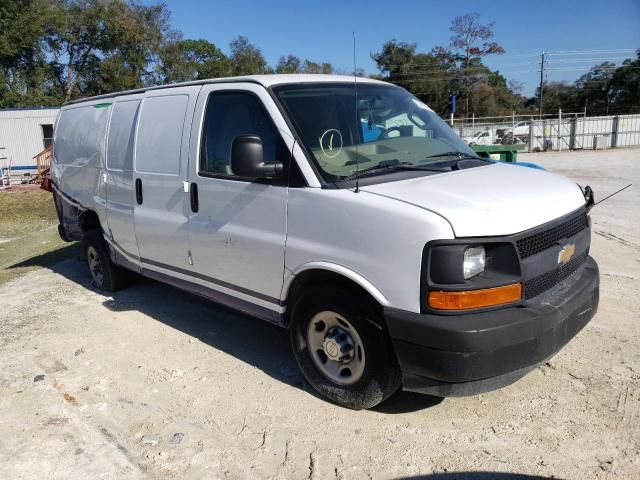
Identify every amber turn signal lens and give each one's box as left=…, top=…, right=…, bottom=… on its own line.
left=428, top=283, right=522, bottom=310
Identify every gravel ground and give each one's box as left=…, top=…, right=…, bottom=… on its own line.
left=0, top=148, right=638, bottom=479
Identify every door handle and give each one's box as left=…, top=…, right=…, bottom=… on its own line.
left=135, top=178, right=143, bottom=205
left=190, top=182, right=198, bottom=213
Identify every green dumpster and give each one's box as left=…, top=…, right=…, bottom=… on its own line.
left=471, top=144, right=525, bottom=162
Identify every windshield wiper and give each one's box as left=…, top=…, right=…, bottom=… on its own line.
left=343, top=160, right=406, bottom=181
left=343, top=159, right=448, bottom=181
left=426, top=151, right=484, bottom=160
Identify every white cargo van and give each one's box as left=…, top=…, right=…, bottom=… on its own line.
left=52, top=75, right=599, bottom=409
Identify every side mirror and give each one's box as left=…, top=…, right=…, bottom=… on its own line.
left=231, top=135, right=283, bottom=179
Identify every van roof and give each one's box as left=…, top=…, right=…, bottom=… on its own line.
left=64, top=74, right=389, bottom=106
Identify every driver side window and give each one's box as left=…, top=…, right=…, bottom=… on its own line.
left=199, top=91, right=288, bottom=178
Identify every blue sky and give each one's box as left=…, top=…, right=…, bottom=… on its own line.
left=152, top=0, right=640, bottom=96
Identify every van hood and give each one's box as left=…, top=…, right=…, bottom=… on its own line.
left=362, top=163, right=586, bottom=237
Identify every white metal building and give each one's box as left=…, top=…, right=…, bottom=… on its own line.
left=0, top=107, right=60, bottom=176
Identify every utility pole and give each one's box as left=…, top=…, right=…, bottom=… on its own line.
left=538, top=51, right=545, bottom=118
left=450, top=94, right=456, bottom=127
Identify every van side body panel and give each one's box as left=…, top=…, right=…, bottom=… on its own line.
left=104, top=94, right=144, bottom=268
left=52, top=101, right=112, bottom=240
left=283, top=188, right=455, bottom=314
left=132, top=86, right=200, bottom=272
left=186, top=83, right=294, bottom=310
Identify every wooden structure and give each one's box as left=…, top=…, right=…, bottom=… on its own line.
left=34, top=145, right=52, bottom=191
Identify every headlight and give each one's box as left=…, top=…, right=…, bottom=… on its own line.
left=463, top=246, right=485, bottom=279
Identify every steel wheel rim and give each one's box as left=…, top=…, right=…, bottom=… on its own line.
left=306, top=311, right=365, bottom=385
left=87, top=246, right=104, bottom=286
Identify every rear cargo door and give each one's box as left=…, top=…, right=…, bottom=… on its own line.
left=133, top=86, right=199, bottom=273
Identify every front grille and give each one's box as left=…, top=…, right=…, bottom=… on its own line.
left=524, top=251, right=588, bottom=299
left=517, top=210, right=588, bottom=259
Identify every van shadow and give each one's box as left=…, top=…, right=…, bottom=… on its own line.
left=44, top=258, right=443, bottom=413
left=8, top=243, right=80, bottom=270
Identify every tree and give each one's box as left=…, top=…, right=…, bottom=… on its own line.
left=527, top=54, right=640, bottom=116
left=301, top=60, right=333, bottom=74
left=372, top=40, right=456, bottom=115
left=449, top=12, right=505, bottom=60
left=530, top=81, right=579, bottom=114
left=45, top=0, right=107, bottom=101
left=574, top=62, right=615, bottom=115
left=371, top=38, right=519, bottom=116
left=448, top=12, right=505, bottom=116
left=159, top=39, right=230, bottom=82
left=45, top=0, right=174, bottom=101
left=609, top=51, right=640, bottom=114
left=371, top=39, right=417, bottom=78
left=229, top=35, right=270, bottom=75
left=275, top=55, right=334, bottom=74
left=275, top=54, right=301, bottom=74
left=0, top=0, right=57, bottom=107
left=100, top=0, right=174, bottom=90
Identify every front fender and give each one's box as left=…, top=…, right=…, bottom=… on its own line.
left=282, top=261, right=389, bottom=307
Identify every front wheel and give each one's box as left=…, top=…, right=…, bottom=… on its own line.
left=290, top=287, right=401, bottom=410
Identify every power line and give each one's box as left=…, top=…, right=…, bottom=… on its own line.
left=546, top=48, right=638, bottom=55
left=384, top=60, right=539, bottom=69
left=381, top=49, right=637, bottom=72
left=546, top=66, right=640, bottom=72
left=545, top=57, right=631, bottom=64
left=386, top=65, right=540, bottom=75
left=495, top=52, right=540, bottom=58
left=378, top=47, right=638, bottom=107
left=389, top=69, right=531, bottom=77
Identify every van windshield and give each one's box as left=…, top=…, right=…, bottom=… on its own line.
left=273, top=82, right=477, bottom=183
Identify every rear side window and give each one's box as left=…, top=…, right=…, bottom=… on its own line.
left=135, top=95, right=188, bottom=175
left=199, top=92, right=288, bottom=177
left=54, top=104, right=111, bottom=167
left=107, top=100, right=140, bottom=171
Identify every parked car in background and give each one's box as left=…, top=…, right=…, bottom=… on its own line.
left=502, top=121, right=530, bottom=144
left=462, top=130, right=484, bottom=144
left=468, top=130, right=493, bottom=145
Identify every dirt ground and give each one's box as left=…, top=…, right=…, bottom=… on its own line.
left=0, top=148, right=638, bottom=479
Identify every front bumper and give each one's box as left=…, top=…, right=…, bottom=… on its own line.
left=385, top=256, right=599, bottom=397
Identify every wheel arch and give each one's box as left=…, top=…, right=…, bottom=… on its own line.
left=80, top=209, right=101, bottom=233
left=51, top=188, right=103, bottom=242
left=282, top=262, right=389, bottom=325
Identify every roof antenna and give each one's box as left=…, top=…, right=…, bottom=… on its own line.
left=353, top=32, right=360, bottom=193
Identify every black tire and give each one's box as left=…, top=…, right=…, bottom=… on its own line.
left=290, top=286, right=401, bottom=410
left=82, top=229, right=129, bottom=291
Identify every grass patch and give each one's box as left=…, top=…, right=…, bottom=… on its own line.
left=0, top=187, right=78, bottom=285
left=0, top=187, right=59, bottom=238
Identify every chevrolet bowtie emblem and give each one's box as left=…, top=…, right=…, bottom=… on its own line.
left=558, top=244, right=576, bottom=265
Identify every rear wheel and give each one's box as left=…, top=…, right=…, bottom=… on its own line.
left=82, top=230, right=129, bottom=291
left=290, top=286, right=401, bottom=409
